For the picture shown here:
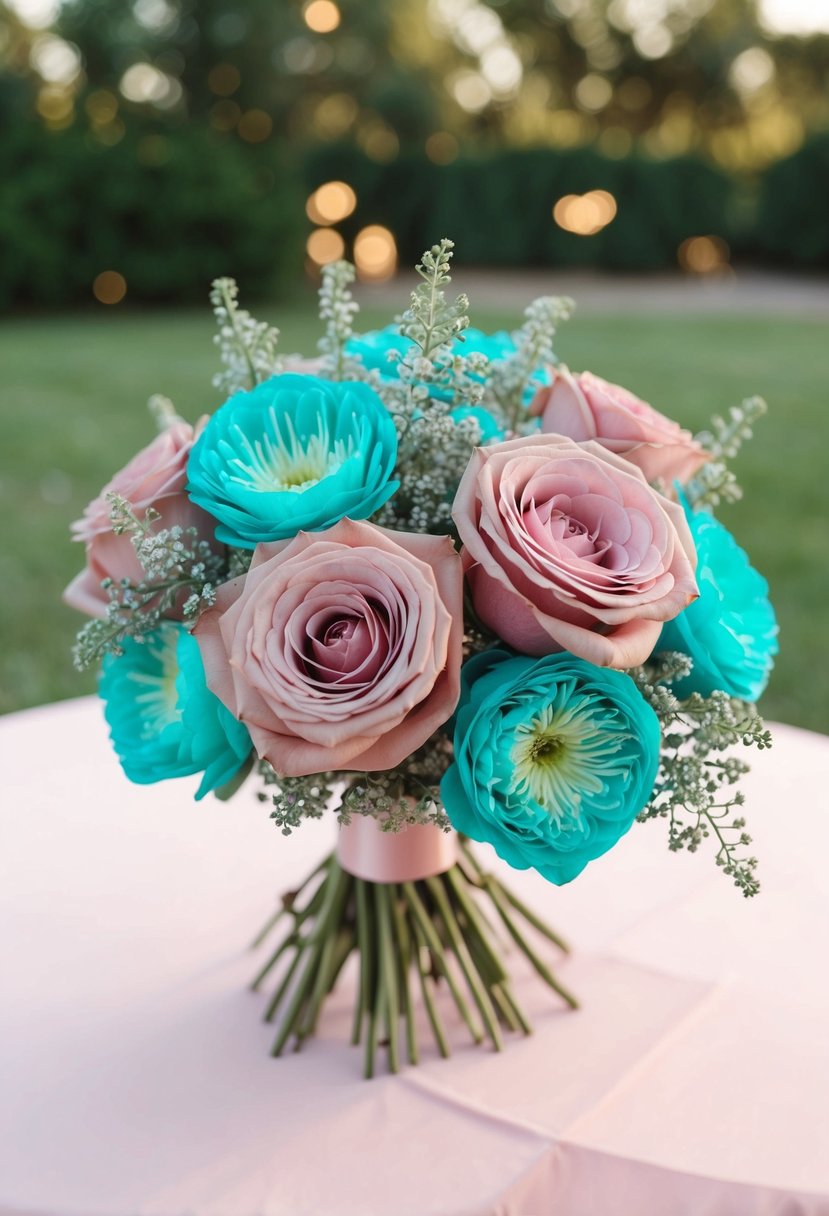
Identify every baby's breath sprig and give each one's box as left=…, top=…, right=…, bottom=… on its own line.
left=210, top=276, right=282, bottom=396
left=258, top=766, right=339, bottom=836
left=317, top=259, right=362, bottom=380
left=487, top=295, right=575, bottom=433
left=633, top=652, right=772, bottom=897
left=399, top=239, right=469, bottom=361
left=71, top=494, right=224, bottom=670
left=370, top=241, right=486, bottom=533
left=339, top=776, right=451, bottom=834
left=147, top=393, right=183, bottom=431
left=259, top=732, right=454, bottom=837
left=686, top=395, right=767, bottom=510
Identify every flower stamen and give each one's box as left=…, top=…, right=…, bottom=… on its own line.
left=229, top=410, right=356, bottom=493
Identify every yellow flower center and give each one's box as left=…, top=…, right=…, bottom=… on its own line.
left=510, top=693, right=631, bottom=828
left=129, top=625, right=182, bottom=736
left=230, top=410, right=355, bottom=493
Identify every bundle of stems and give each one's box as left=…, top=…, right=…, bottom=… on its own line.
left=251, top=841, right=578, bottom=1078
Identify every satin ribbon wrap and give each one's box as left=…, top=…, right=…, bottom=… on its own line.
left=336, top=815, right=459, bottom=883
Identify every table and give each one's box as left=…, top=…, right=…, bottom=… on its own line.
left=2, top=697, right=828, bottom=1216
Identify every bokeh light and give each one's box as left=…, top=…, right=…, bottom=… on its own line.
left=119, top=62, right=181, bottom=108
left=306, top=228, right=346, bottom=265
left=303, top=0, right=341, bottom=34
left=237, top=109, right=272, bottom=142
left=207, top=63, right=241, bottom=97
left=85, top=89, right=118, bottom=125
left=553, top=190, right=617, bottom=236
left=677, top=235, right=731, bottom=274
left=92, top=271, right=127, bottom=304
left=306, top=181, right=357, bottom=228
left=29, top=36, right=82, bottom=85
left=425, top=131, right=459, bottom=164
left=353, top=225, right=397, bottom=281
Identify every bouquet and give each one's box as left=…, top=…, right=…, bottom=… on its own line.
left=65, top=240, right=777, bottom=1077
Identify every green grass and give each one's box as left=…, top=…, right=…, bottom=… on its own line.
left=1, top=301, right=827, bottom=731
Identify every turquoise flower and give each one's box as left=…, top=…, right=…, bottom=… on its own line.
left=441, top=649, right=661, bottom=885
left=346, top=324, right=547, bottom=411
left=186, top=374, right=399, bottom=549
left=100, top=624, right=251, bottom=800
left=658, top=495, right=778, bottom=702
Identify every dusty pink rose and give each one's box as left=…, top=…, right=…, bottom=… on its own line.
left=64, top=421, right=213, bottom=618
left=194, top=518, right=464, bottom=776
left=453, top=434, right=698, bottom=667
left=530, top=367, right=709, bottom=487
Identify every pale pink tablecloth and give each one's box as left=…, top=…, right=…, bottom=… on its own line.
left=2, top=697, right=829, bottom=1216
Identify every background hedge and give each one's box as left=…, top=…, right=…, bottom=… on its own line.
left=304, top=143, right=738, bottom=272
left=0, top=122, right=302, bottom=309
left=1, top=126, right=827, bottom=310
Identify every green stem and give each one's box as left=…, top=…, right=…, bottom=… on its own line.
left=412, top=920, right=451, bottom=1059
left=391, top=886, right=418, bottom=1066
left=426, top=876, right=504, bottom=1052
left=485, top=877, right=579, bottom=1010
left=351, top=878, right=372, bottom=1047
left=220, top=278, right=258, bottom=388
left=402, top=881, right=484, bottom=1044
left=375, top=884, right=399, bottom=1074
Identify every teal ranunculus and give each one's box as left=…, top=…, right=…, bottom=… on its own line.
left=346, top=325, right=548, bottom=408
left=100, top=624, right=251, bottom=800
left=186, top=374, right=399, bottom=549
left=657, top=494, right=778, bottom=702
left=441, top=648, right=661, bottom=885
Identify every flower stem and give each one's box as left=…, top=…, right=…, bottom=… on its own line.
left=253, top=845, right=576, bottom=1075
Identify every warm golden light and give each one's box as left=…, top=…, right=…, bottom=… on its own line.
left=93, top=271, right=127, bottom=305
left=678, top=235, right=730, bottom=274
left=237, top=109, right=272, bottom=143
left=306, top=180, right=357, bottom=226
left=425, top=131, right=459, bottom=165
left=207, top=63, right=241, bottom=97
left=84, top=89, right=118, bottom=125
left=303, top=0, right=340, bottom=33
left=353, top=225, right=397, bottom=282
left=306, top=228, right=346, bottom=266
left=36, top=85, right=73, bottom=124
left=553, top=190, right=617, bottom=236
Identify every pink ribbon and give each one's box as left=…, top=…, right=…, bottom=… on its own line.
left=336, top=816, right=458, bottom=883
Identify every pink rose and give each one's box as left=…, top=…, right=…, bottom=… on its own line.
left=531, top=367, right=709, bottom=487
left=64, top=421, right=213, bottom=618
left=194, top=519, right=464, bottom=776
left=453, top=434, right=698, bottom=667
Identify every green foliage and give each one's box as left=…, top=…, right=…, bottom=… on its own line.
left=486, top=295, right=574, bottom=432
left=687, top=395, right=768, bottom=510
left=317, top=260, right=361, bottom=379
left=210, top=277, right=282, bottom=396
left=633, top=653, right=772, bottom=897
left=72, top=493, right=224, bottom=670
left=304, top=143, right=736, bottom=271
left=0, top=121, right=302, bottom=309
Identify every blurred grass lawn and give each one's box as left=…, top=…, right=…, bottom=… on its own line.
left=1, top=300, right=827, bottom=732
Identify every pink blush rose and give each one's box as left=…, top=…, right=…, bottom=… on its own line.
left=453, top=434, right=698, bottom=667
left=64, top=421, right=214, bottom=618
left=194, top=518, right=464, bottom=777
left=531, top=367, right=709, bottom=487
